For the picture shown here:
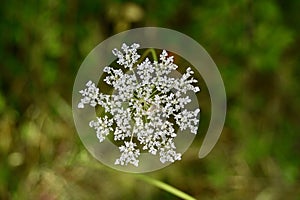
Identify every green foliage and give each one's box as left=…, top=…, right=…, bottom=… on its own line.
left=0, top=0, right=300, bottom=199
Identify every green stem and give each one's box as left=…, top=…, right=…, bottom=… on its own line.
left=138, top=48, right=158, bottom=63
left=149, top=89, right=162, bottom=99
left=135, top=175, right=197, bottom=200
left=150, top=48, right=158, bottom=61
left=74, top=153, right=197, bottom=200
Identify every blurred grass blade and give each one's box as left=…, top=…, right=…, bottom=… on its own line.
left=136, top=175, right=197, bottom=200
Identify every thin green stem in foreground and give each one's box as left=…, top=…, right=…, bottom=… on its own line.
left=135, top=174, right=197, bottom=200
left=75, top=159, right=197, bottom=200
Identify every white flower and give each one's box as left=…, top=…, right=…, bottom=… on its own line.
left=115, top=141, right=140, bottom=167
left=78, top=81, right=99, bottom=108
left=78, top=43, right=200, bottom=167
left=174, top=109, right=200, bottom=134
left=112, top=43, right=140, bottom=70
left=89, top=116, right=114, bottom=142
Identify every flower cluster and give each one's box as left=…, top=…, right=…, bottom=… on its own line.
left=78, top=43, right=200, bottom=167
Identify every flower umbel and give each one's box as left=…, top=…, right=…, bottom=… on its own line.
left=78, top=43, right=200, bottom=167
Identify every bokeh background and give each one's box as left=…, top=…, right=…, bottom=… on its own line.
left=1, top=0, right=300, bottom=199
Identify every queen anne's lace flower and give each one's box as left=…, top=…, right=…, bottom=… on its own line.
left=78, top=43, right=200, bottom=167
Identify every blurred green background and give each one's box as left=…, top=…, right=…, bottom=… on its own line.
left=1, top=0, right=300, bottom=199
